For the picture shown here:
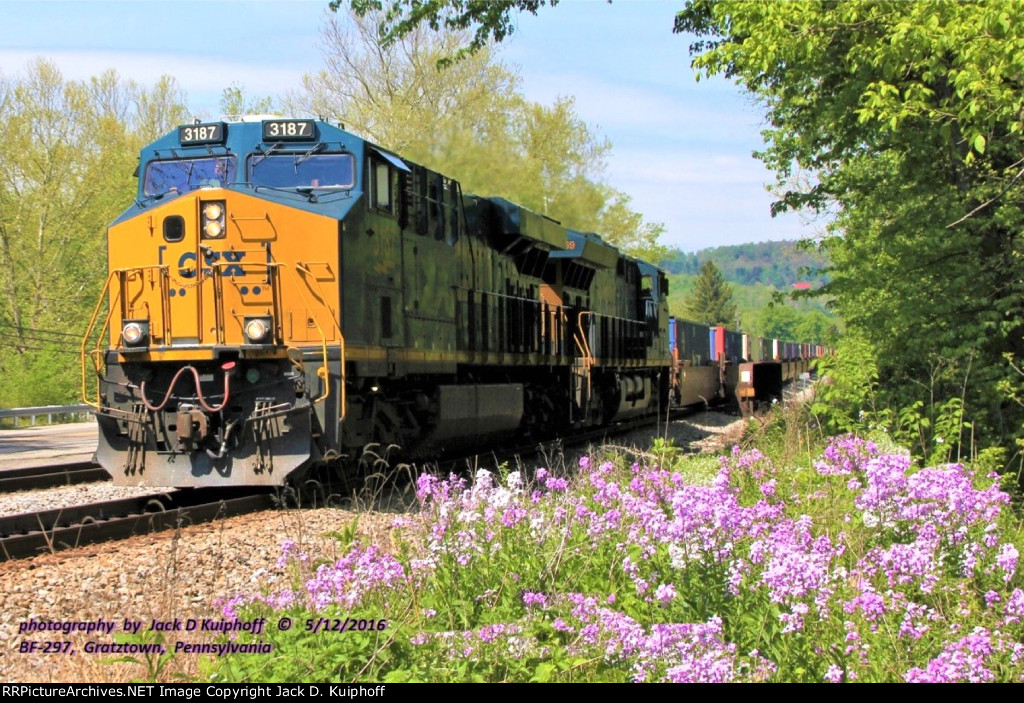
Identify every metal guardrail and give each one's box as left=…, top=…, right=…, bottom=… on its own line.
left=0, top=404, right=94, bottom=428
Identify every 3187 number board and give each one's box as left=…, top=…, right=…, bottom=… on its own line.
left=179, top=122, right=225, bottom=146
left=262, top=119, right=317, bottom=141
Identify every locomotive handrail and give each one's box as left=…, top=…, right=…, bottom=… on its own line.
left=80, top=269, right=132, bottom=409
left=244, top=261, right=331, bottom=407
left=79, top=260, right=342, bottom=416
left=584, top=309, right=648, bottom=326
left=576, top=310, right=595, bottom=365
left=79, top=115, right=833, bottom=491
left=452, top=285, right=548, bottom=303
left=574, top=310, right=595, bottom=407
left=290, top=262, right=346, bottom=418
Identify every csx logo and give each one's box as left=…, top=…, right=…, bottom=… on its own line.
left=172, top=250, right=246, bottom=278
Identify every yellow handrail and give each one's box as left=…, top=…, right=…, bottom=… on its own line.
left=274, top=263, right=332, bottom=407
left=294, top=262, right=346, bottom=419
left=574, top=310, right=594, bottom=404
left=576, top=310, right=595, bottom=365
left=80, top=266, right=167, bottom=408
left=81, top=270, right=120, bottom=408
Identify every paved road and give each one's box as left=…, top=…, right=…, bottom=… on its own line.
left=0, top=422, right=97, bottom=469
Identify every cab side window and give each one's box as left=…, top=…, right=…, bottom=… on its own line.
left=370, top=160, right=394, bottom=215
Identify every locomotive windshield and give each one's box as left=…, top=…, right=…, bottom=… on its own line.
left=248, top=153, right=355, bottom=190
left=143, top=156, right=237, bottom=197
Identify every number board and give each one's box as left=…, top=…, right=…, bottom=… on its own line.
left=179, top=122, right=225, bottom=146
left=262, top=119, right=317, bottom=141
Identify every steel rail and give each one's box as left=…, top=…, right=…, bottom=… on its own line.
left=0, top=461, right=109, bottom=493
left=0, top=488, right=276, bottom=561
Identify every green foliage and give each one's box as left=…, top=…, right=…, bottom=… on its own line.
left=809, top=332, right=881, bottom=436
left=662, top=240, right=842, bottom=343
left=809, top=332, right=980, bottom=465
left=661, top=240, right=830, bottom=289
left=219, top=83, right=276, bottom=116
left=681, top=261, right=737, bottom=326
left=208, top=432, right=1024, bottom=682
left=341, top=0, right=558, bottom=64
left=0, top=60, right=188, bottom=406
left=997, top=355, right=1024, bottom=463
left=103, top=630, right=177, bottom=683
left=288, top=8, right=664, bottom=259
left=210, top=608, right=398, bottom=682
left=757, top=296, right=840, bottom=344
left=677, top=1, right=1024, bottom=459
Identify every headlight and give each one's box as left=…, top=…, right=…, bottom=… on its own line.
left=122, top=320, right=149, bottom=347
left=244, top=316, right=273, bottom=344
left=201, top=200, right=226, bottom=239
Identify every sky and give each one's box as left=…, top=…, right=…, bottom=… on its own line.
left=0, top=0, right=821, bottom=252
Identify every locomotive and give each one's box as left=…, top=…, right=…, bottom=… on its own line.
left=82, top=116, right=678, bottom=487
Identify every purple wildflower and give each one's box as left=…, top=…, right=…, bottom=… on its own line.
left=654, top=583, right=677, bottom=604
left=824, top=664, right=844, bottom=683
left=905, top=629, right=996, bottom=683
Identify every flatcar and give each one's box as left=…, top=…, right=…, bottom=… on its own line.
left=668, top=320, right=828, bottom=415
left=82, top=116, right=673, bottom=487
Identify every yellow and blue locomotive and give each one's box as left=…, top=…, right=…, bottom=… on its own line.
left=82, top=117, right=672, bottom=487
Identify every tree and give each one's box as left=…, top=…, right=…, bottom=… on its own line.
left=285, top=11, right=522, bottom=153
left=220, top=83, right=276, bottom=116
left=0, top=60, right=188, bottom=405
left=675, top=1, right=1024, bottom=452
left=755, top=301, right=799, bottom=341
left=290, top=8, right=666, bottom=259
left=683, top=261, right=737, bottom=327
left=339, top=0, right=559, bottom=62
left=596, top=192, right=668, bottom=265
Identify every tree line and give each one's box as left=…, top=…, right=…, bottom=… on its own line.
left=669, top=260, right=840, bottom=345
left=661, top=240, right=830, bottom=289
left=675, top=1, right=1024, bottom=461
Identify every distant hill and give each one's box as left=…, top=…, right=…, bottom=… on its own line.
left=660, top=240, right=829, bottom=290
left=660, top=240, right=840, bottom=343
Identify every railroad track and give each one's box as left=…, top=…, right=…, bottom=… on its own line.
left=0, top=488, right=276, bottom=561
left=0, top=461, right=109, bottom=493
left=0, top=415, right=673, bottom=558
